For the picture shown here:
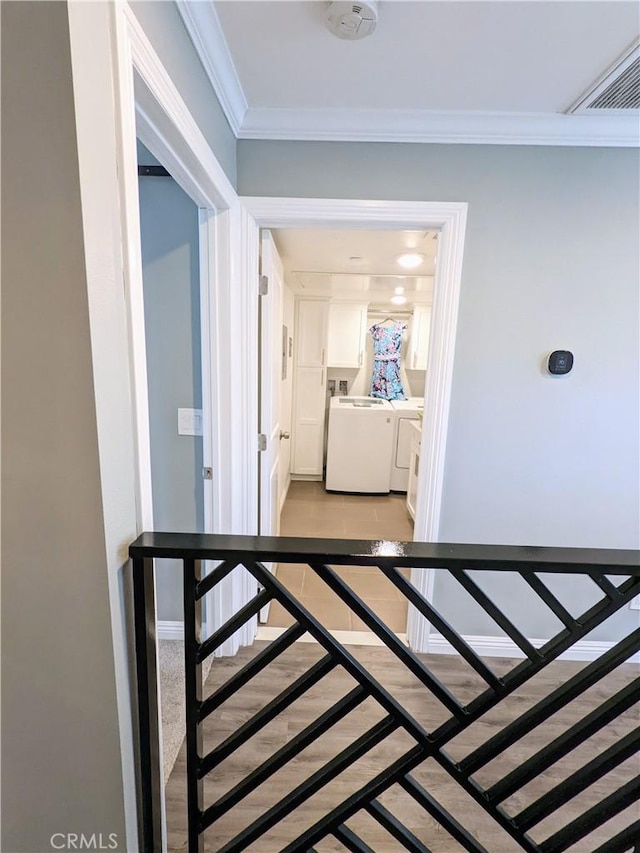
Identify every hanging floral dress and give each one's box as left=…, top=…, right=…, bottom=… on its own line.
left=369, top=321, right=407, bottom=400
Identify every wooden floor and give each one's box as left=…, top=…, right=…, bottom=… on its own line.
left=165, top=642, right=639, bottom=852
left=165, top=483, right=639, bottom=850
left=267, top=481, right=414, bottom=632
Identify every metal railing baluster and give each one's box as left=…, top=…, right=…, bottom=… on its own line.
left=486, top=676, right=640, bottom=804
left=198, top=622, right=305, bottom=721
left=514, top=725, right=640, bottom=832
left=333, top=824, right=376, bottom=853
left=132, top=555, right=163, bottom=853
left=365, top=800, right=430, bottom=852
left=590, top=819, right=640, bottom=853
left=183, top=558, right=204, bottom=853
left=198, top=654, right=336, bottom=777
left=540, top=775, right=640, bottom=853
left=460, top=627, right=640, bottom=775
left=200, top=686, right=368, bottom=831
left=129, top=533, right=640, bottom=853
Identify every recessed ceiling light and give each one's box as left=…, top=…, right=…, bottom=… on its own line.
left=390, top=294, right=407, bottom=305
left=394, top=286, right=405, bottom=295
left=396, top=253, right=426, bottom=270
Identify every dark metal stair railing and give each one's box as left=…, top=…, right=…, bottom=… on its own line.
left=129, top=532, right=640, bottom=853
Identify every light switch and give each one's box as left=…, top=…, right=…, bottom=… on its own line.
left=178, top=408, right=203, bottom=436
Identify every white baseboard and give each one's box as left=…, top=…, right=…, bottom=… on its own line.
left=159, top=621, right=637, bottom=663
left=157, top=620, right=184, bottom=641
left=256, top=626, right=409, bottom=647
left=158, top=623, right=404, bottom=648
left=426, top=633, right=640, bottom=664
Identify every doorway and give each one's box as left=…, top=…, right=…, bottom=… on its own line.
left=247, top=204, right=468, bottom=653
left=136, top=140, right=214, bottom=791
left=258, top=225, right=438, bottom=636
left=271, top=483, right=414, bottom=635
left=137, top=140, right=205, bottom=625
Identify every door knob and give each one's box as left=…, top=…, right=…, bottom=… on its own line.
left=279, top=430, right=290, bottom=440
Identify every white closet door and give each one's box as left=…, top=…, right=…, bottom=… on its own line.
left=291, top=300, right=328, bottom=476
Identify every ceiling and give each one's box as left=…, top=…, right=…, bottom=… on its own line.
left=177, top=0, right=640, bottom=146
left=271, top=227, right=438, bottom=307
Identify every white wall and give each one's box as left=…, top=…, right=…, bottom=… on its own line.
left=3, top=2, right=243, bottom=847
left=238, top=141, right=640, bottom=551
left=2, top=4, right=130, bottom=849
left=238, top=140, right=639, bottom=641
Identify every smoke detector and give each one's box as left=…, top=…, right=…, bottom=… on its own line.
left=326, top=1, right=378, bottom=41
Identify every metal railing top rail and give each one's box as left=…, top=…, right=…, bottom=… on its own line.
left=129, top=531, right=640, bottom=574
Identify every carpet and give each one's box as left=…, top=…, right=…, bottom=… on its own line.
left=158, top=639, right=213, bottom=784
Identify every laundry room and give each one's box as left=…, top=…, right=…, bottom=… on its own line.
left=261, top=227, right=438, bottom=633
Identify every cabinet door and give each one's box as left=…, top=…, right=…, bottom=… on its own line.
left=297, top=300, right=328, bottom=367
left=408, top=306, right=432, bottom=371
left=327, top=303, right=367, bottom=368
left=291, top=300, right=328, bottom=476
left=292, top=366, right=326, bottom=475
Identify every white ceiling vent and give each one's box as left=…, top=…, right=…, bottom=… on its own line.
left=567, top=42, right=640, bottom=114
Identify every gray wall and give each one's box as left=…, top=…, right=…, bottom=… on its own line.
left=238, top=140, right=640, bottom=639
left=1, top=3, right=127, bottom=849
left=138, top=144, right=204, bottom=622
left=130, top=1, right=237, bottom=186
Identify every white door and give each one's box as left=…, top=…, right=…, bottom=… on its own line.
left=258, top=230, right=284, bottom=620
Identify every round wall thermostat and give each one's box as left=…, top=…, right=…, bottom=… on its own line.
left=547, top=350, right=574, bottom=375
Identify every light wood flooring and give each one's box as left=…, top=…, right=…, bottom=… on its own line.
left=165, top=643, right=639, bottom=852
left=266, top=481, right=415, bottom=632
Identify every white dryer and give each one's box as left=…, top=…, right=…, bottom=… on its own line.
left=389, top=398, right=424, bottom=492
left=325, top=397, right=395, bottom=493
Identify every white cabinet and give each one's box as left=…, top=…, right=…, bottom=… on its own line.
left=291, top=300, right=329, bottom=476
left=407, top=306, right=432, bottom=371
left=296, top=299, right=328, bottom=368
left=327, top=303, right=368, bottom=368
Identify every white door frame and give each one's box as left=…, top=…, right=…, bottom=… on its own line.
left=114, top=3, right=235, bottom=536
left=106, top=6, right=253, bottom=849
left=114, top=4, right=258, bottom=656
left=241, top=197, right=468, bottom=652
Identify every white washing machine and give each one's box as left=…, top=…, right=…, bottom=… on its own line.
left=325, top=397, right=395, bottom=493
left=389, top=398, right=424, bottom=492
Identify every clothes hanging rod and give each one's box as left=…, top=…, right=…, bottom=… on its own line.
left=137, top=165, right=171, bottom=177
left=367, top=309, right=414, bottom=317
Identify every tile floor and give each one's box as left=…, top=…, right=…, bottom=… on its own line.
left=266, top=481, right=414, bottom=632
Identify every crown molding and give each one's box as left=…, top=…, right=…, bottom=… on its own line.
left=238, top=107, right=640, bottom=147
left=176, top=2, right=639, bottom=148
left=175, top=0, right=247, bottom=136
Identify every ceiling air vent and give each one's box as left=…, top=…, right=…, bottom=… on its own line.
left=567, top=42, right=640, bottom=114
